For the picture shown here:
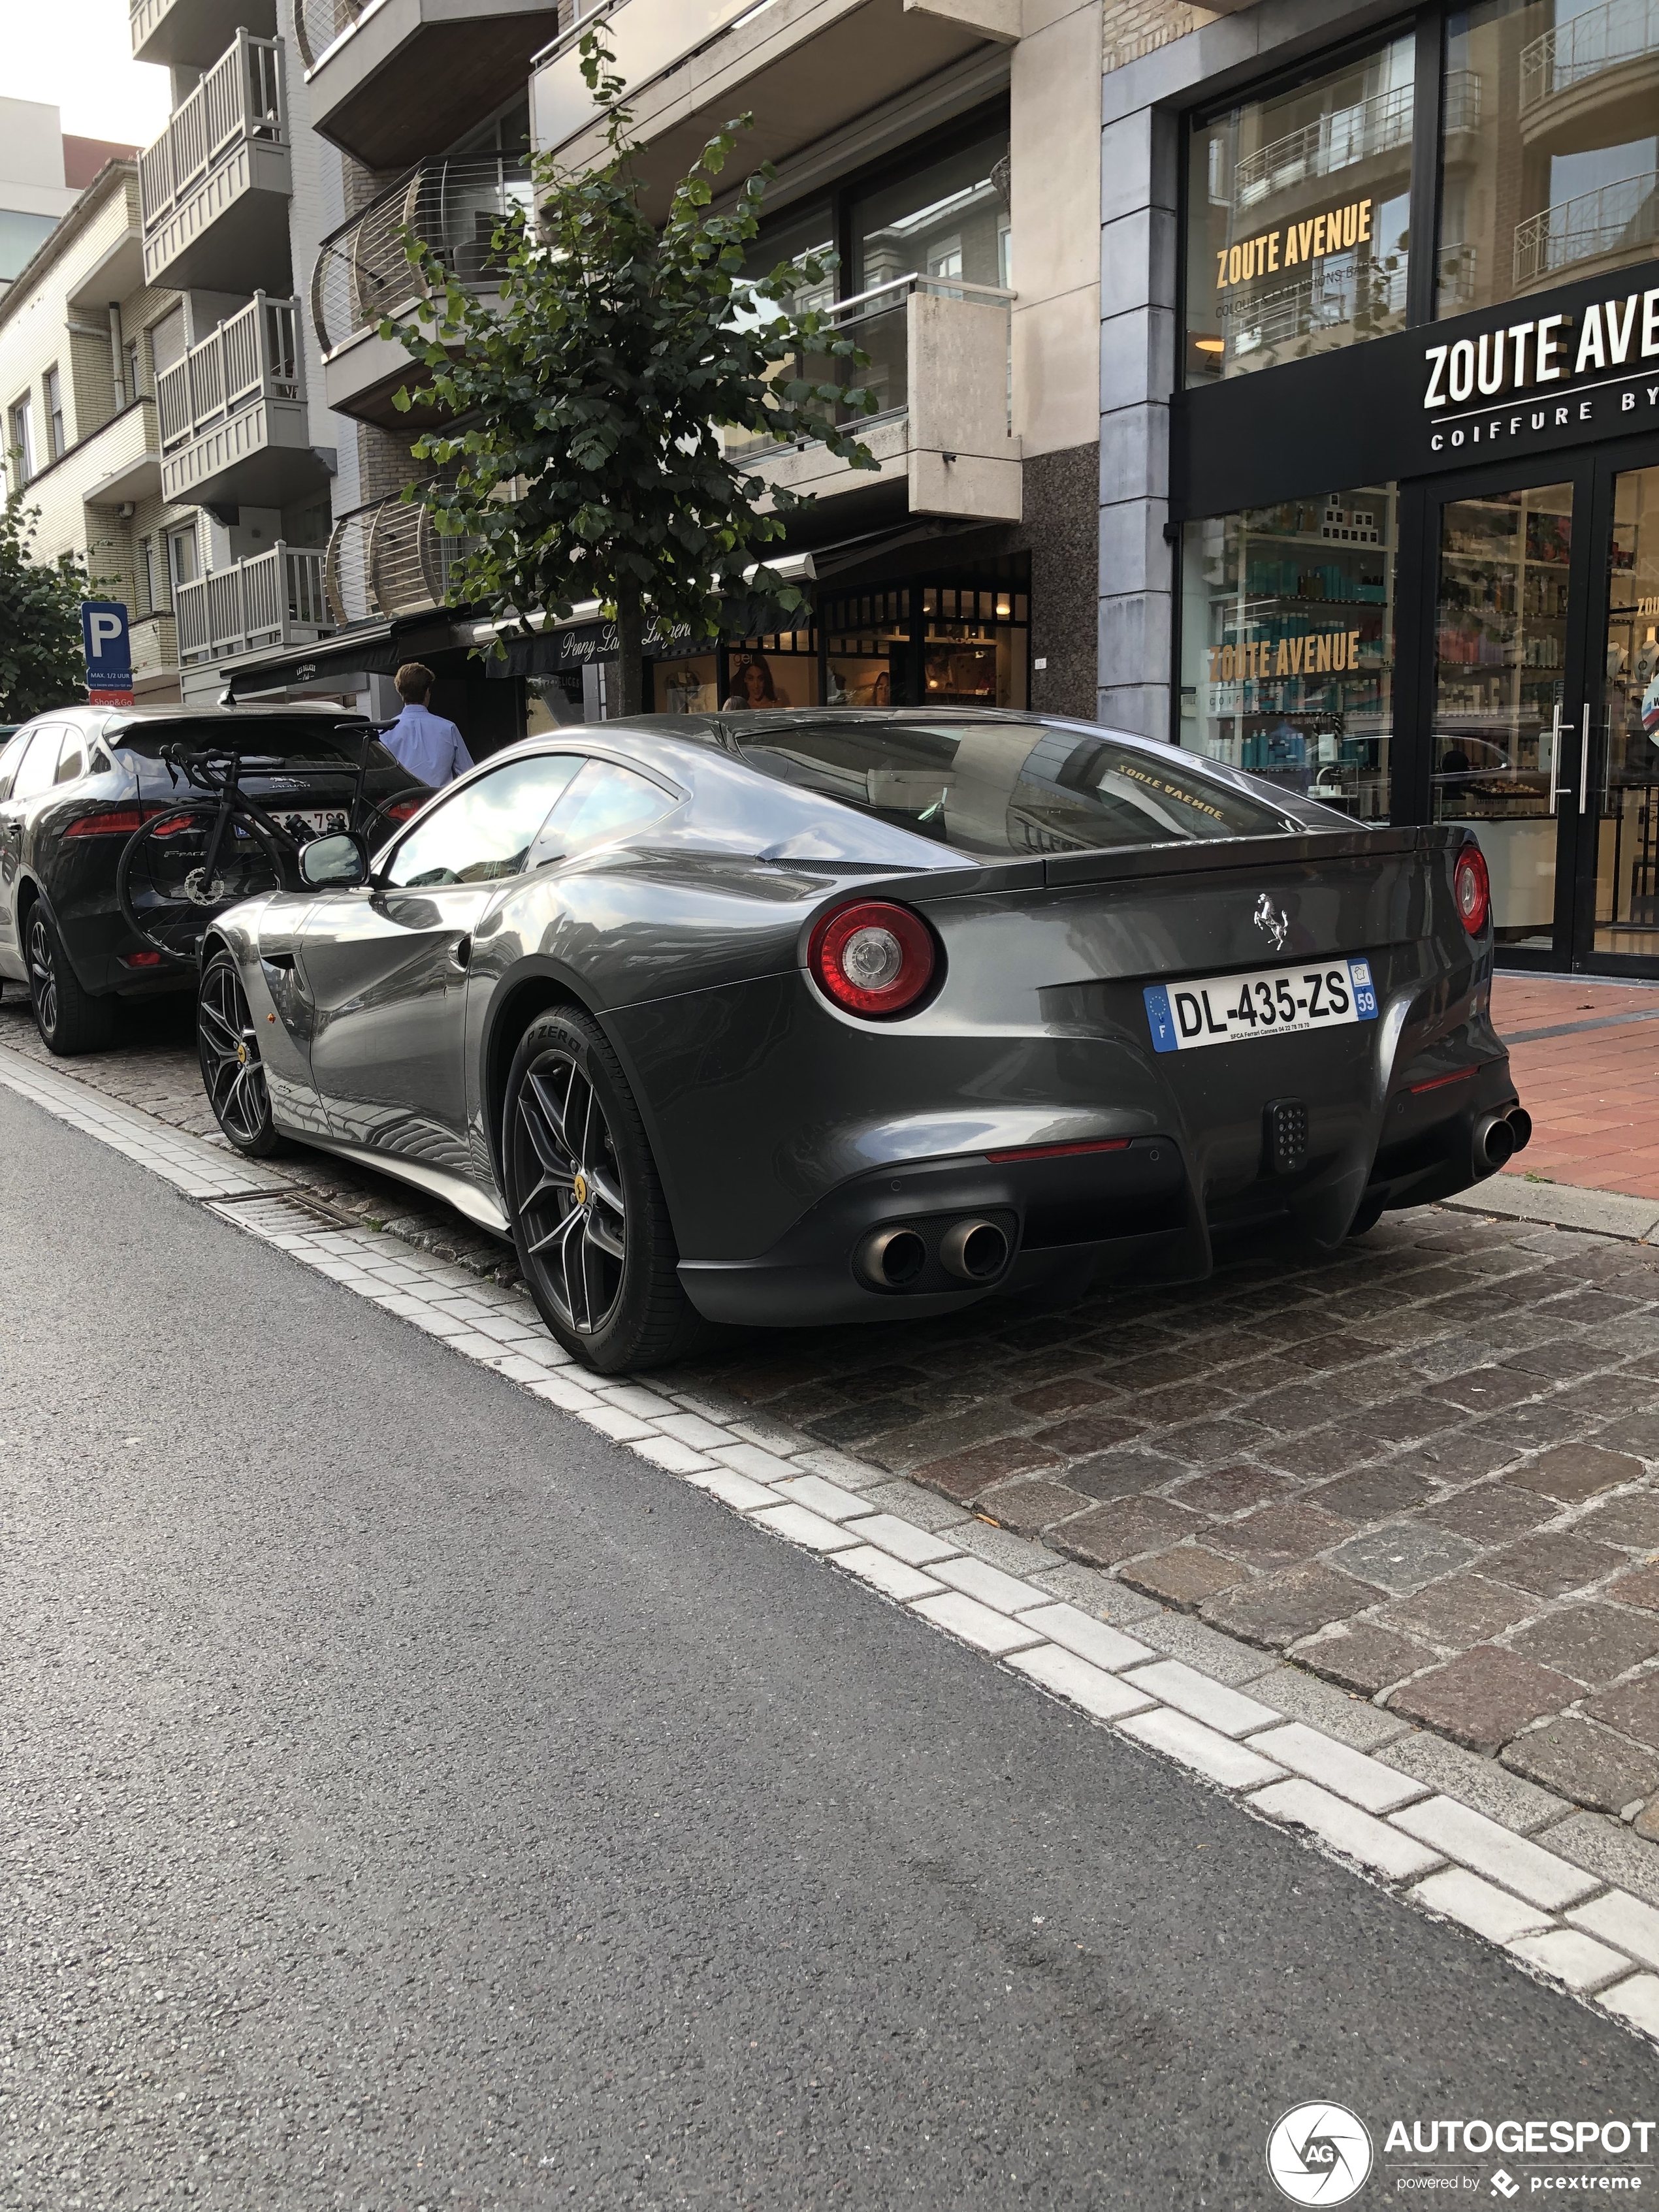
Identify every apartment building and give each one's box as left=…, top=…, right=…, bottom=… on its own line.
left=1098, top=0, right=1659, bottom=981
left=0, top=98, right=138, bottom=298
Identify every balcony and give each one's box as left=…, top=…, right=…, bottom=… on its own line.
left=1514, top=168, right=1659, bottom=289
left=1520, top=0, right=1659, bottom=150
left=157, top=292, right=321, bottom=509
left=76, top=396, right=165, bottom=507
left=131, top=0, right=274, bottom=69
left=296, top=0, right=556, bottom=170
left=726, top=276, right=1020, bottom=528
left=324, top=484, right=473, bottom=626
left=531, top=0, right=997, bottom=220
left=139, top=33, right=291, bottom=293
left=175, top=543, right=333, bottom=665
left=310, top=155, right=530, bottom=426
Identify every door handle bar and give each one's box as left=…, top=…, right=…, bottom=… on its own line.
left=1579, top=702, right=1590, bottom=815
left=1548, top=702, right=1569, bottom=813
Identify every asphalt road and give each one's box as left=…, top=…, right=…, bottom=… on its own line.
left=1, top=1084, right=1652, bottom=2212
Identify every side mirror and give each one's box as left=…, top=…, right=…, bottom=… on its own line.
left=300, top=830, right=369, bottom=889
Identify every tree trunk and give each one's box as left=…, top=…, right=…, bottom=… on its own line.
left=612, top=596, right=645, bottom=718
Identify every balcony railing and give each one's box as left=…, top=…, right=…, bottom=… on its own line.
left=1514, top=168, right=1659, bottom=285
left=139, top=31, right=285, bottom=231
left=156, top=292, right=302, bottom=454
left=1521, top=0, right=1659, bottom=110
left=1229, top=76, right=1479, bottom=212
left=292, top=0, right=378, bottom=71
left=325, top=483, right=475, bottom=627
left=174, top=543, right=331, bottom=665
left=311, top=155, right=532, bottom=355
left=1217, top=260, right=1409, bottom=361
left=723, top=273, right=1014, bottom=462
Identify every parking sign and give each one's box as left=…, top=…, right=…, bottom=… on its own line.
left=82, top=600, right=134, bottom=705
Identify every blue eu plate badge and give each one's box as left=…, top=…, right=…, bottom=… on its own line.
left=1145, top=958, right=1379, bottom=1053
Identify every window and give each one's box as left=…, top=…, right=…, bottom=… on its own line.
left=1180, top=487, right=1398, bottom=821
left=852, top=127, right=1010, bottom=297
left=1185, top=33, right=1416, bottom=383
left=44, top=366, right=63, bottom=460
left=167, top=524, right=199, bottom=595
left=54, top=731, right=86, bottom=784
left=527, top=759, right=676, bottom=867
left=384, top=754, right=585, bottom=887
left=0, top=729, right=33, bottom=799
left=138, top=536, right=158, bottom=617
left=10, top=726, right=66, bottom=801
left=732, top=718, right=1295, bottom=856
left=1440, top=0, right=1659, bottom=315
left=126, top=337, right=142, bottom=402
left=8, top=394, right=35, bottom=486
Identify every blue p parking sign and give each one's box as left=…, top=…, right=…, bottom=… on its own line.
left=82, top=600, right=133, bottom=705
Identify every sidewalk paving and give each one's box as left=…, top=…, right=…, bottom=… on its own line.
left=1494, top=973, right=1659, bottom=1205
left=4, top=970, right=1659, bottom=1888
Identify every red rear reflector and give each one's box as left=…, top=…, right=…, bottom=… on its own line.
left=986, top=1138, right=1132, bottom=1163
left=119, top=950, right=165, bottom=968
left=1455, top=845, right=1490, bottom=935
left=1408, top=1067, right=1478, bottom=1095
left=65, top=809, right=144, bottom=837
left=387, top=799, right=423, bottom=820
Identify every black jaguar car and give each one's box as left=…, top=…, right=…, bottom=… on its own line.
left=198, top=709, right=1529, bottom=1371
left=0, top=705, right=424, bottom=1054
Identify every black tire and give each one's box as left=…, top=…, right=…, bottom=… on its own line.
left=118, top=803, right=293, bottom=967
left=25, top=901, right=116, bottom=1055
left=197, top=949, right=288, bottom=1157
left=503, top=1007, right=703, bottom=1373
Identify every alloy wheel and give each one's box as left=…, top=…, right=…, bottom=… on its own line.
left=199, top=958, right=270, bottom=1146
left=511, top=1050, right=628, bottom=1336
left=27, top=913, right=57, bottom=1036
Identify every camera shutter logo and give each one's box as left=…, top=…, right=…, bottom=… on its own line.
left=1266, top=2102, right=1374, bottom=2204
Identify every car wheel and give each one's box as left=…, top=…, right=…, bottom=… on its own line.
left=197, top=948, right=287, bottom=1157
left=504, top=1007, right=703, bottom=1373
left=25, top=903, right=116, bottom=1055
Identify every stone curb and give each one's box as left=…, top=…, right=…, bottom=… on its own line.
left=7, top=1039, right=1659, bottom=2050
left=1443, top=1176, right=1659, bottom=1243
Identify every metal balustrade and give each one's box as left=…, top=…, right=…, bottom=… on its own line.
left=311, top=155, right=532, bottom=355
left=1229, top=76, right=1479, bottom=212
left=723, top=272, right=1014, bottom=462
left=174, top=543, right=331, bottom=664
left=324, top=483, right=475, bottom=627
left=293, top=0, right=383, bottom=71
left=1521, top=0, right=1659, bottom=109
left=1514, top=168, right=1659, bottom=285
left=155, top=293, right=302, bottom=454
left=138, top=31, right=285, bottom=232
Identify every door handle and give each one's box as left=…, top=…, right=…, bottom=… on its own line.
left=1579, top=702, right=1590, bottom=815
left=1548, top=702, right=1568, bottom=813
left=449, top=933, right=472, bottom=972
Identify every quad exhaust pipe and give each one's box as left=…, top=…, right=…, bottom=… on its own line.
left=1473, top=1106, right=1533, bottom=1177
left=854, top=1216, right=1012, bottom=1291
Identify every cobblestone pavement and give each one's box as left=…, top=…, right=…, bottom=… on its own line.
left=1494, top=972, right=1659, bottom=1203
left=7, top=988, right=1659, bottom=1874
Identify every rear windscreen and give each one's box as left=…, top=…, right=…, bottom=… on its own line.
left=108, top=717, right=389, bottom=769
left=729, top=717, right=1296, bottom=857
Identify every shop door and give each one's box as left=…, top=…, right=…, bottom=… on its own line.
left=1573, top=451, right=1659, bottom=971
left=1428, top=460, right=1595, bottom=964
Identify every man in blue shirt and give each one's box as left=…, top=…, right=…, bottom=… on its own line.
left=381, top=663, right=474, bottom=786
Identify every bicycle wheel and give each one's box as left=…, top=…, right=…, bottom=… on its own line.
left=117, top=803, right=295, bottom=964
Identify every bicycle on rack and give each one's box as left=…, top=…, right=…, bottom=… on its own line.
left=116, top=732, right=417, bottom=965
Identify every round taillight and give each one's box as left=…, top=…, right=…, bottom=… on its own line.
left=1455, top=844, right=1490, bottom=935
left=809, top=900, right=936, bottom=1017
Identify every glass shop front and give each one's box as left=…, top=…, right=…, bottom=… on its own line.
left=1174, top=1, right=1659, bottom=975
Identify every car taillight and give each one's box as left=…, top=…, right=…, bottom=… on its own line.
left=119, top=950, right=165, bottom=968
left=64, top=809, right=144, bottom=837
left=149, top=812, right=198, bottom=838
left=808, top=900, right=936, bottom=1017
left=387, top=799, right=423, bottom=821
left=1455, top=844, right=1490, bottom=935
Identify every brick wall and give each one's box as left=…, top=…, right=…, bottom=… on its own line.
left=1103, top=0, right=1220, bottom=74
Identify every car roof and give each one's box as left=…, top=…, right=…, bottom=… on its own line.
left=18, top=701, right=370, bottom=737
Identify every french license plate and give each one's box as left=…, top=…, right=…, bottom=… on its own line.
left=1144, top=958, right=1379, bottom=1054
left=271, top=807, right=348, bottom=837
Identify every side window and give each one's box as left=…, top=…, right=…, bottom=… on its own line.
left=528, top=758, right=676, bottom=869
left=10, top=727, right=65, bottom=801
left=54, top=730, right=86, bottom=784
left=0, top=729, right=33, bottom=800
left=383, top=754, right=583, bottom=889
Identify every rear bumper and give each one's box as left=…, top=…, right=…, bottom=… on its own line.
left=677, top=1061, right=1524, bottom=1330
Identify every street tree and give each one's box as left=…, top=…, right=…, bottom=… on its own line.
left=0, top=491, right=97, bottom=722
left=381, top=30, right=877, bottom=713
